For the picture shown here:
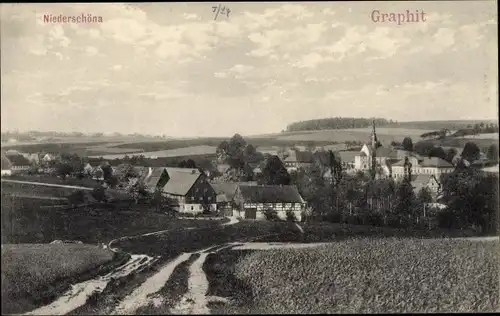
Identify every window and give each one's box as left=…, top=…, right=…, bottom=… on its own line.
left=204, top=188, right=207, bottom=193
left=199, top=197, right=203, bottom=201
left=208, top=196, right=211, bottom=201
left=195, top=188, right=199, bottom=193
left=191, top=206, right=194, bottom=210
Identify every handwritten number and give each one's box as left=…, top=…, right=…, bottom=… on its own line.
left=212, top=4, right=230, bottom=20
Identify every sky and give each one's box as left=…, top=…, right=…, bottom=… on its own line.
left=1, top=2, right=498, bottom=137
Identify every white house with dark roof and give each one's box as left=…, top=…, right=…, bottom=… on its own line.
left=233, top=184, right=306, bottom=221
left=391, top=156, right=454, bottom=180
left=144, top=167, right=217, bottom=214
left=1, top=154, right=13, bottom=176
left=283, top=150, right=314, bottom=171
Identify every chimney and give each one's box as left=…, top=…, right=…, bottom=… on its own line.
left=192, top=169, right=196, bottom=174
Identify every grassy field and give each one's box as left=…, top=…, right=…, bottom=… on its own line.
left=0, top=194, right=223, bottom=244
left=1, top=243, right=118, bottom=314
left=205, top=238, right=499, bottom=314
left=89, top=145, right=217, bottom=159
left=421, top=137, right=497, bottom=151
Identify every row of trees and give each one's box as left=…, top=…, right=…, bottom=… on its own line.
left=286, top=117, right=393, bottom=132
left=285, top=150, right=498, bottom=234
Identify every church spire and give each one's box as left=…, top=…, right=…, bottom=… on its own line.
left=371, top=119, right=378, bottom=149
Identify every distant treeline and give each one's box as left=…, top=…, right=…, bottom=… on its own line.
left=385, top=120, right=498, bottom=131
left=285, top=117, right=395, bottom=132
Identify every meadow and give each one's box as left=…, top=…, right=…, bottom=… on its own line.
left=0, top=193, right=222, bottom=244
left=1, top=243, right=118, bottom=314
left=205, top=238, right=499, bottom=314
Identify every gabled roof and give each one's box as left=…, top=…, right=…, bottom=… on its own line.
left=284, top=150, right=313, bottom=163
left=237, top=184, right=305, bottom=203
left=5, top=149, right=21, bottom=156
left=144, top=167, right=168, bottom=189
left=6, top=154, right=31, bottom=167
left=211, top=182, right=239, bottom=202
left=419, top=157, right=454, bottom=168
left=217, top=164, right=231, bottom=174
left=1, top=155, right=13, bottom=169
left=162, top=167, right=202, bottom=196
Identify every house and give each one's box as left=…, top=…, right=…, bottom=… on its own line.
left=41, top=153, right=56, bottom=163
left=411, top=174, right=441, bottom=197
left=1, top=154, right=13, bottom=176
left=216, top=164, right=231, bottom=175
left=211, top=182, right=239, bottom=216
left=92, top=165, right=105, bottom=181
left=22, top=153, right=40, bottom=165
left=145, top=167, right=217, bottom=214
left=391, top=156, right=454, bottom=180
left=5, top=154, right=31, bottom=174
left=354, top=145, right=395, bottom=171
left=479, top=164, right=499, bottom=175
left=283, top=150, right=314, bottom=171
left=83, top=163, right=94, bottom=176
left=233, top=184, right=306, bottom=221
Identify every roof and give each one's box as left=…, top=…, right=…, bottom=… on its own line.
left=419, top=157, right=454, bottom=168
left=217, top=164, right=231, bottom=174
left=6, top=154, right=31, bottom=167
left=1, top=155, right=13, bottom=169
left=237, top=184, right=305, bottom=203
left=359, top=145, right=395, bottom=158
left=481, top=164, right=499, bottom=173
left=5, top=149, right=21, bottom=156
left=162, top=167, right=202, bottom=196
left=285, top=150, right=313, bottom=163
left=144, top=167, right=168, bottom=189
left=337, top=151, right=358, bottom=163
left=211, top=182, right=239, bottom=202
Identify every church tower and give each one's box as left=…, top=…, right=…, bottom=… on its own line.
left=370, top=120, right=377, bottom=180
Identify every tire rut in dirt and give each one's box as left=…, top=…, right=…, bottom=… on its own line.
left=135, top=253, right=201, bottom=315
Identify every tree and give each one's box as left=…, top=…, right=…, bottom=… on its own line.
left=128, top=182, right=149, bottom=204
left=56, top=163, right=73, bottom=180
left=101, top=164, right=113, bottom=181
left=441, top=169, right=498, bottom=233
left=260, top=155, right=291, bottom=185
left=461, top=142, right=481, bottom=162
left=428, top=146, right=447, bottom=160
left=402, top=137, right=414, bottom=151
left=414, top=141, right=436, bottom=156
left=91, top=186, right=107, bottom=203
left=394, top=180, right=417, bottom=226
left=67, top=190, right=85, bottom=207
left=486, top=144, right=499, bottom=162
left=445, top=148, right=457, bottom=163
left=106, top=176, right=119, bottom=188
left=178, top=159, right=197, bottom=168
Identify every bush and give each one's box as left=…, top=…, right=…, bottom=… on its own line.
left=264, top=209, right=279, bottom=221
left=91, top=187, right=107, bottom=203
left=286, top=210, right=296, bottom=222
left=67, top=190, right=86, bottom=206
left=322, top=212, right=342, bottom=223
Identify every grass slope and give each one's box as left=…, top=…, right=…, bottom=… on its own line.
left=207, top=238, right=499, bottom=314
left=1, top=194, right=222, bottom=244
left=1, top=244, right=120, bottom=314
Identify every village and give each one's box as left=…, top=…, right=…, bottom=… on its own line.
left=2, top=122, right=498, bottom=228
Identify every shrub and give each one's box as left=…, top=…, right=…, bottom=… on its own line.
left=286, top=210, right=296, bottom=222
left=264, top=209, right=279, bottom=221
left=91, top=187, right=107, bottom=203
left=67, top=190, right=85, bottom=206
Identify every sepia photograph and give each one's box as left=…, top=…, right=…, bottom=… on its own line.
left=1, top=1, right=498, bottom=314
